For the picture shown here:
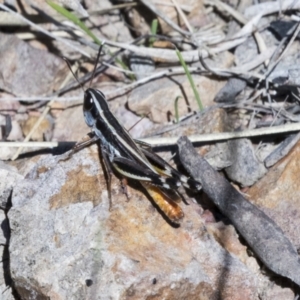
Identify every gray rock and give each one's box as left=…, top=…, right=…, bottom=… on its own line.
left=0, top=33, right=67, bottom=97
left=0, top=161, right=23, bottom=209
left=214, top=78, right=247, bottom=103
left=205, top=142, right=233, bottom=170
left=9, top=146, right=262, bottom=299
left=225, top=139, right=267, bottom=186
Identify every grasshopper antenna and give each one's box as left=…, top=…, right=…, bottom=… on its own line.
left=89, top=42, right=106, bottom=88
left=63, top=57, right=85, bottom=93
left=127, top=112, right=151, bottom=132
left=62, top=42, right=105, bottom=93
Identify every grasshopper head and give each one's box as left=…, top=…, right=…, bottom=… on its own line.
left=83, top=88, right=107, bottom=127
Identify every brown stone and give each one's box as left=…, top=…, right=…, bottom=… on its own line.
left=248, top=141, right=300, bottom=248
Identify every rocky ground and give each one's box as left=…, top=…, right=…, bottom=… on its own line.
left=1, top=0, right=300, bottom=299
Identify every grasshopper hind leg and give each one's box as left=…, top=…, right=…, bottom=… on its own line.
left=99, top=146, right=113, bottom=210
left=141, top=182, right=184, bottom=223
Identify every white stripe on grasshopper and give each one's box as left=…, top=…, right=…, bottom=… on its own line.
left=180, top=175, right=188, bottom=183
left=113, top=163, right=154, bottom=182
left=113, top=163, right=172, bottom=189
left=163, top=167, right=172, bottom=176
left=90, top=90, right=158, bottom=174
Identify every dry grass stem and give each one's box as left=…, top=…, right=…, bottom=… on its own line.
left=0, top=4, right=90, bottom=57
left=2, top=123, right=300, bottom=149
left=139, top=0, right=191, bottom=36
left=171, top=0, right=193, bottom=34
left=140, top=123, right=300, bottom=146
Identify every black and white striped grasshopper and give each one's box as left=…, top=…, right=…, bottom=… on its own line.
left=69, top=88, right=201, bottom=223
left=65, top=48, right=201, bottom=223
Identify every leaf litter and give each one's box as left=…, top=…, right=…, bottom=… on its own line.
left=1, top=0, right=300, bottom=298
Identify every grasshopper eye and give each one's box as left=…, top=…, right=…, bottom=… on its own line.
left=83, top=92, right=98, bottom=127
left=84, top=93, right=94, bottom=111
